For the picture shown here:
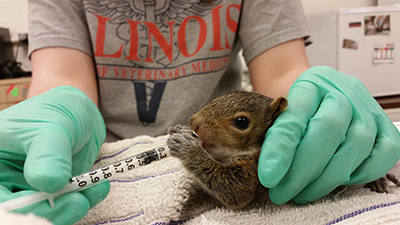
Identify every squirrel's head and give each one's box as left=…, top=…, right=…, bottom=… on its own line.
left=189, top=91, right=287, bottom=162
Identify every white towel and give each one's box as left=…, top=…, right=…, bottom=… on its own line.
left=74, top=135, right=400, bottom=225
left=0, top=210, right=52, bottom=225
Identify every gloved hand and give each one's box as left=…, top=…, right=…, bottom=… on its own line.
left=258, top=66, right=400, bottom=205
left=0, top=86, right=110, bottom=224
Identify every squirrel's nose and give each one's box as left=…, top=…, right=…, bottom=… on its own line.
left=188, top=115, right=196, bottom=128
left=189, top=115, right=202, bottom=135
left=191, top=124, right=199, bottom=134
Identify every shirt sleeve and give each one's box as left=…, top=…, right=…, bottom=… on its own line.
left=28, top=0, right=93, bottom=57
left=239, top=0, right=311, bottom=65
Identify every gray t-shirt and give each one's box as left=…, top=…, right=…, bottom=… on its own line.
left=28, top=0, right=310, bottom=141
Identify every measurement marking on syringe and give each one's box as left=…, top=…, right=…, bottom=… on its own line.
left=68, top=146, right=169, bottom=190
left=0, top=144, right=170, bottom=212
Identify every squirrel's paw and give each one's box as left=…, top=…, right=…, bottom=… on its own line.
left=365, top=177, right=390, bottom=193
left=167, top=125, right=201, bottom=159
left=167, top=124, right=194, bottom=135
left=364, top=173, right=400, bottom=194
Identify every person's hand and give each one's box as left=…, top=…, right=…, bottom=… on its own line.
left=0, top=86, right=110, bottom=224
left=258, top=66, right=400, bottom=205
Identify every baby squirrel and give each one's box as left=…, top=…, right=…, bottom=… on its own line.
left=167, top=91, right=400, bottom=210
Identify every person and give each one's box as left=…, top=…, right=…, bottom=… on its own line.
left=0, top=0, right=399, bottom=224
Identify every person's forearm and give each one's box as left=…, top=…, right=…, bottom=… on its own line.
left=28, top=47, right=99, bottom=107
left=251, top=67, right=308, bottom=98
left=248, top=39, right=310, bottom=98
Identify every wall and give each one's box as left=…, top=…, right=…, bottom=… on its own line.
left=0, top=0, right=28, bottom=40
left=378, top=0, right=400, bottom=5
left=0, top=0, right=30, bottom=71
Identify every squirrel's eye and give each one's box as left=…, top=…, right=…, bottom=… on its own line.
left=233, top=117, right=250, bottom=130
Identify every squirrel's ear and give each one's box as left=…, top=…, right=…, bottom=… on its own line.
left=269, top=97, right=288, bottom=121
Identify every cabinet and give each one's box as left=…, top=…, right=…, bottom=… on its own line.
left=0, top=77, right=31, bottom=110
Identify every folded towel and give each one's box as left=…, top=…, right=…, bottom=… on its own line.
left=0, top=210, right=52, bottom=225
left=75, top=135, right=400, bottom=225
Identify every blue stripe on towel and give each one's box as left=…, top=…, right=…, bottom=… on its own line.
left=110, top=169, right=181, bottom=183
left=326, top=201, right=400, bottom=224
left=151, top=218, right=192, bottom=225
left=93, top=212, right=145, bottom=224
left=94, top=142, right=151, bottom=165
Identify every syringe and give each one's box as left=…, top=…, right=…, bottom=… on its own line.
left=0, top=145, right=170, bottom=212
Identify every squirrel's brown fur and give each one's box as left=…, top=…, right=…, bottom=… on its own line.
left=167, top=91, right=400, bottom=210
left=168, top=91, right=287, bottom=209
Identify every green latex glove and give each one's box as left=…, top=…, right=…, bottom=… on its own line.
left=258, top=66, right=400, bottom=205
left=0, top=86, right=110, bottom=224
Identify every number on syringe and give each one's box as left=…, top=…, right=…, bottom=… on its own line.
left=138, top=160, right=145, bottom=166
left=89, top=171, right=100, bottom=183
left=137, top=153, right=146, bottom=159
left=100, top=166, right=112, bottom=178
left=113, top=162, right=124, bottom=173
left=91, top=177, right=100, bottom=183
left=125, top=158, right=135, bottom=170
left=115, top=168, right=124, bottom=173
left=103, top=172, right=112, bottom=179
left=125, top=158, right=133, bottom=163
left=127, top=164, right=135, bottom=170
left=78, top=181, right=88, bottom=187
left=159, top=147, right=168, bottom=159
